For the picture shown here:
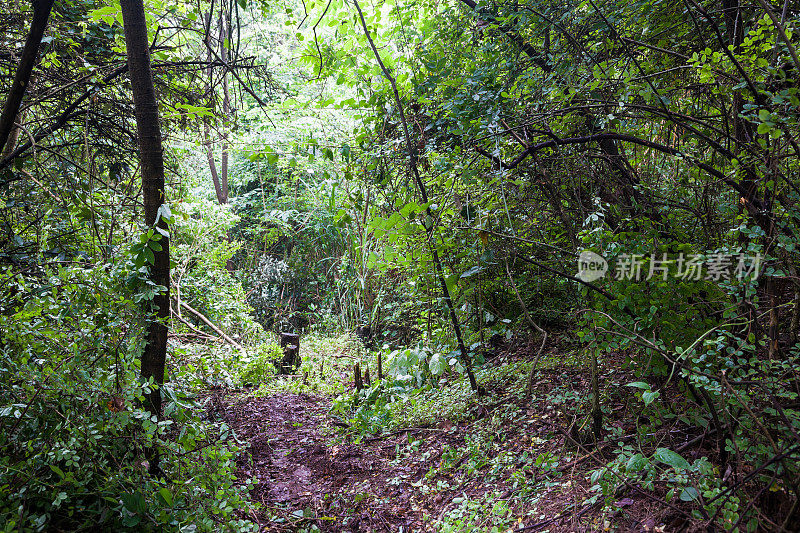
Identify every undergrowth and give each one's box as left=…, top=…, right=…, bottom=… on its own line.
left=0, top=265, right=259, bottom=532
left=250, top=333, right=358, bottom=397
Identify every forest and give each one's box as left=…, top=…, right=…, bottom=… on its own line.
left=1, top=0, right=799, bottom=530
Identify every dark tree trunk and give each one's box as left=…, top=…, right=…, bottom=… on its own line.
left=121, top=0, right=170, bottom=434
left=279, top=332, right=301, bottom=374
left=0, top=0, right=54, bottom=155
left=354, top=362, right=363, bottom=392
left=1, top=107, right=26, bottom=160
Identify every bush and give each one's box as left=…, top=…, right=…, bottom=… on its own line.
left=0, top=264, right=258, bottom=532
left=237, top=342, right=283, bottom=386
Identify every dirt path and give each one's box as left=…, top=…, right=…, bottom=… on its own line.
left=216, top=381, right=678, bottom=533
left=222, top=393, right=425, bottom=532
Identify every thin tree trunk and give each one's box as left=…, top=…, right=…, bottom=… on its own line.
left=1, top=107, right=26, bottom=160
left=791, top=290, right=800, bottom=344
left=504, top=260, right=549, bottom=399
left=353, top=0, right=480, bottom=393
left=0, top=0, right=54, bottom=154
left=219, top=12, right=235, bottom=271
left=204, top=119, right=224, bottom=202
left=789, top=265, right=800, bottom=343
left=768, top=278, right=779, bottom=359
left=590, top=347, right=602, bottom=441
left=203, top=11, right=225, bottom=204
left=121, top=0, right=170, bottom=465
left=219, top=10, right=230, bottom=204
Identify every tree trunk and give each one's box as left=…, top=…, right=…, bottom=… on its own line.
left=218, top=10, right=230, bottom=204
left=204, top=120, right=224, bottom=202
left=590, top=348, right=602, bottom=441
left=203, top=11, right=225, bottom=204
left=354, top=362, right=363, bottom=392
left=279, top=332, right=301, bottom=374
left=121, top=0, right=170, bottom=438
left=203, top=10, right=229, bottom=205
left=1, top=107, right=26, bottom=160
left=0, top=0, right=54, bottom=155
left=354, top=0, right=480, bottom=393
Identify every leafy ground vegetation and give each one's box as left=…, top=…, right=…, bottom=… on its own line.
left=1, top=0, right=800, bottom=530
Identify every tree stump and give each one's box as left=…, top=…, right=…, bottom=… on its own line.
left=279, top=332, right=300, bottom=374
left=355, top=324, right=374, bottom=349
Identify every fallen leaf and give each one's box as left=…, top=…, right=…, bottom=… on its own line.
left=614, top=498, right=634, bottom=507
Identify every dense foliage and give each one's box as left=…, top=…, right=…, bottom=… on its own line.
left=1, top=0, right=799, bottom=529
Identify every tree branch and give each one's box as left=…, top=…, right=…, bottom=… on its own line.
left=473, top=132, right=763, bottom=209
left=456, top=0, right=550, bottom=71
left=0, top=65, right=129, bottom=171
left=175, top=300, right=243, bottom=350
left=0, top=0, right=55, bottom=154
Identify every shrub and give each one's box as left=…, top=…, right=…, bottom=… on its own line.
left=237, top=342, right=283, bottom=386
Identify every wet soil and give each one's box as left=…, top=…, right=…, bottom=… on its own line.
left=222, top=393, right=426, bottom=532
left=216, top=349, right=698, bottom=533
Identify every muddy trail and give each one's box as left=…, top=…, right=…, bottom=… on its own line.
left=220, top=393, right=428, bottom=532
left=214, top=361, right=679, bottom=533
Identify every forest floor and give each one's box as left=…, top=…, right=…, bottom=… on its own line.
left=211, top=343, right=696, bottom=533
left=220, top=391, right=428, bottom=531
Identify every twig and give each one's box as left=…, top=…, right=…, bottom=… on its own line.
left=175, top=299, right=243, bottom=350
left=515, top=502, right=598, bottom=531
left=171, top=309, right=218, bottom=341
left=504, top=259, right=550, bottom=398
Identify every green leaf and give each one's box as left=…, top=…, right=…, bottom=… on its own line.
left=626, top=453, right=647, bottom=472
left=89, top=4, right=119, bottom=25
left=50, top=464, right=65, bottom=479
left=429, top=352, right=448, bottom=376
left=445, top=273, right=458, bottom=295
left=679, top=487, right=699, bottom=501
left=159, top=487, right=173, bottom=506
left=654, top=448, right=690, bottom=470
left=156, top=204, right=172, bottom=223
left=460, top=265, right=485, bottom=279
left=626, top=381, right=650, bottom=390
left=642, top=390, right=660, bottom=405
left=121, top=491, right=145, bottom=514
